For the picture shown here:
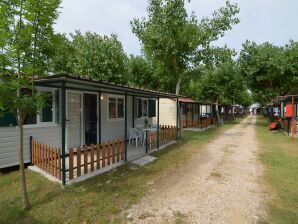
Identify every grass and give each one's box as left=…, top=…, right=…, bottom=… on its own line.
left=0, top=118, right=243, bottom=224
left=256, top=116, right=298, bottom=224
left=174, top=211, right=188, bottom=224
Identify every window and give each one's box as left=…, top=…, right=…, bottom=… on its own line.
left=117, top=98, right=124, bottom=118
left=24, top=90, right=56, bottom=126
left=40, top=92, right=53, bottom=122
left=0, top=112, right=17, bottom=127
left=137, top=98, right=148, bottom=118
left=142, top=100, right=148, bottom=117
left=180, top=103, right=186, bottom=115
left=21, top=88, right=37, bottom=125
left=0, top=89, right=57, bottom=127
left=108, top=96, right=124, bottom=120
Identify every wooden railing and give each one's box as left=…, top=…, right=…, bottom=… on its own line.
left=68, top=139, right=125, bottom=180
left=180, top=120, right=200, bottom=128
left=211, top=117, right=217, bottom=124
left=201, top=118, right=212, bottom=128
left=146, top=125, right=177, bottom=151
left=31, top=140, right=62, bottom=180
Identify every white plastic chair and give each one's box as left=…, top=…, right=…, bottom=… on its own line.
left=129, top=128, right=142, bottom=147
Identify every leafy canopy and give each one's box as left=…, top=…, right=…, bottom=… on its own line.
left=131, top=0, right=239, bottom=94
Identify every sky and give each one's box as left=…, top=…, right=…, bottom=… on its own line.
left=54, top=0, right=298, bottom=56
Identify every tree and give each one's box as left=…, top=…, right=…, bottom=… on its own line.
left=188, top=47, right=246, bottom=123
left=67, top=31, right=129, bottom=83
left=284, top=41, right=298, bottom=91
left=0, top=0, right=61, bottom=209
left=197, top=66, right=223, bottom=123
left=220, top=61, right=245, bottom=119
left=48, top=33, right=74, bottom=75
left=131, top=0, right=239, bottom=95
left=0, top=1, right=13, bottom=73
left=239, top=41, right=289, bottom=105
left=236, top=89, right=252, bottom=109
left=127, top=55, right=159, bottom=89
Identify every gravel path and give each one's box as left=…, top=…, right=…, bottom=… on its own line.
left=127, top=116, right=266, bottom=224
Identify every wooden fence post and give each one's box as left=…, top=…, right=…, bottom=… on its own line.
left=50, top=147, right=53, bottom=176
left=102, top=143, right=106, bottom=167
left=107, top=141, right=111, bottom=165
left=47, top=145, right=50, bottom=173
left=117, top=139, right=120, bottom=162
left=58, top=148, right=61, bottom=180
left=112, top=141, right=115, bottom=164
left=77, top=146, right=81, bottom=177
left=96, top=144, right=100, bottom=169
left=53, top=147, right=57, bottom=178
left=69, top=148, right=74, bottom=180
left=90, top=144, right=94, bottom=172
left=84, top=145, right=88, bottom=174
left=121, top=139, right=124, bottom=160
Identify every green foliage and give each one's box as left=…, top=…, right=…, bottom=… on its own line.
left=236, top=89, right=252, bottom=108
left=1, top=0, right=61, bottom=76
left=0, top=75, right=46, bottom=124
left=239, top=40, right=298, bottom=105
left=0, top=0, right=61, bottom=123
left=131, top=0, right=239, bottom=94
left=69, top=31, right=128, bottom=83
left=127, top=55, right=159, bottom=89
left=193, top=47, right=247, bottom=107
left=48, top=33, right=74, bottom=75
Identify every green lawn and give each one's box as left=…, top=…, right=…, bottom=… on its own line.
left=0, top=119, right=243, bottom=224
left=256, top=116, right=298, bottom=224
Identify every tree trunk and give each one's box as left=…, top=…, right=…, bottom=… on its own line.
left=215, top=97, right=221, bottom=126
left=232, top=98, right=235, bottom=120
left=18, top=119, right=31, bottom=209
left=175, top=76, right=182, bottom=96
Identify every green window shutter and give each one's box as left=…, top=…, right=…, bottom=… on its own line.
left=148, top=99, right=156, bottom=117
left=0, top=112, right=17, bottom=127
left=138, top=98, right=142, bottom=118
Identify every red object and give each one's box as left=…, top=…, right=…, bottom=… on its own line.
left=286, top=104, right=294, bottom=117
left=269, top=122, right=278, bottom=130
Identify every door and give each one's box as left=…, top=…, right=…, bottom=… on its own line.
left=84, top=93, right=98, bottom=145
left=67, top=92, right=82, bottom=149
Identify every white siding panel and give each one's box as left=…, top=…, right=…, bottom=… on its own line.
left=0, top=125, right=61, bottom=169
left=154, top=98, right=177, bottom=126
left=100, top=94, right=153, bottom=142
left=101, top=93, right=126, bottom=142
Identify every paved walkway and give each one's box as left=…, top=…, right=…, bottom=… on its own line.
left=128, top=116, right=266, bottom=224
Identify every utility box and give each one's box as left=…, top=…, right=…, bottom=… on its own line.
left=286, top=104, right=294, bottom=117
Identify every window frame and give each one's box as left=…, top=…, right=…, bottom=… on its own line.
left=137, top=98, right=149, bottom=119
left=23, top=88, right=57, bottom=128
left=39, top=91, right=55, bottom=123
left=107, top=94, right=125, bottom=122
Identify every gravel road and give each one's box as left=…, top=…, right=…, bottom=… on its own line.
left=127, top=116, right=266, bottom=224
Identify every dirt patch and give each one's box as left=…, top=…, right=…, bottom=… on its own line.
left=127, top=116, right=266, bottom=224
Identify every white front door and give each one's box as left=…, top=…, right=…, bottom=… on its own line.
left=67, top=92, right=82, bottom=149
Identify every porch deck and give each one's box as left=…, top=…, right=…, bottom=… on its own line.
left=63, top=143, right=173, bottom=184
left=30, top=141, right=176, bottom=184
left=30, top=126, right=178, bottom=184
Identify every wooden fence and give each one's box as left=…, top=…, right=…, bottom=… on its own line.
left=180, top=120, right=200, bottom=128
left=146, top=125, right=177, bottom=151
left=68, top=139, right=125, bottom=180
left=201, top=118, right=212, bottom=128
left=31, top=140, right=62, bottom=180
left=180, top=118, right=218, bottom=129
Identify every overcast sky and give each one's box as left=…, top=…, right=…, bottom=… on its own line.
left=54, top=0, right=298, bottom=56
